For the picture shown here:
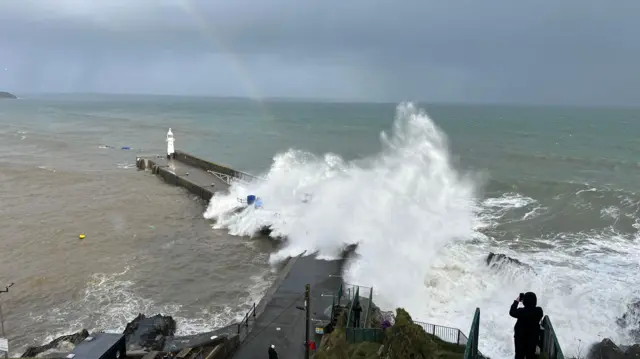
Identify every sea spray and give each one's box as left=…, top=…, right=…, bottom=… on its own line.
left=204, top=102, right=640, bottom=359
left=204, top=101, right=478, bottom=310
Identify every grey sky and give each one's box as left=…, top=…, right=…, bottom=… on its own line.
left=1, top=0, right=639, bottom=105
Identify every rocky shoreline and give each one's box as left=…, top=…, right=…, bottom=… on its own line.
left=20, top=313, right=238, bottom=358
left=585, top=339, right=640, bottom=359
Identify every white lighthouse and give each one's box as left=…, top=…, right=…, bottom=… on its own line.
left=166, top=128, right=175, bottom=159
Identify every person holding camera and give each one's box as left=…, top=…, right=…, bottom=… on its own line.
left=268, top=344, right=279, bottom=359
left=510, top=292, right=544, bottom=359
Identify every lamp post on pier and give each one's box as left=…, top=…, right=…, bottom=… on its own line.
left=296, top=284, right=312, bottom=359
left=0, top=283, right=14, bottom=359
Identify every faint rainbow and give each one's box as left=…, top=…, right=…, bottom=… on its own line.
left=178, top=0, right=269, bottom=110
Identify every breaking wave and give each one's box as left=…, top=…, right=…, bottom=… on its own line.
left=204, top=102, right=640, bottom=359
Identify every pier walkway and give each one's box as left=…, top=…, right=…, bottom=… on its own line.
left=232, top=254, right=344, bottom=359
left=136, top=150, right=261, bottom=201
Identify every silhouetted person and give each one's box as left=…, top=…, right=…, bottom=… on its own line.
left=510, top=292, right=544, bottom=359
left=353, top=302, right=362, bottom=328
left=268, top=344, right=279, bottom=359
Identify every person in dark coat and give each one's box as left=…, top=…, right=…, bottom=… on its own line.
left=352, top=302, right=363, bottom=328
left=268, top=344, right=279, bottom=359
left=510, top=292, right=544, bottom=359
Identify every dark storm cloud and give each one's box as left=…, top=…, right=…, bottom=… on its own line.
left=0, top=0, right=639, bottom=105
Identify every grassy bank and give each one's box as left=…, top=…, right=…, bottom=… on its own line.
left=316, top=308, right=466, bottom=359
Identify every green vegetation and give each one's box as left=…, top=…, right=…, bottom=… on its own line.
left=316, top=308, right=466, bottom=359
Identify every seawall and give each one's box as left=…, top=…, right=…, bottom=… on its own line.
left=136, top=151, right=263, bottom=201
left=136, top=150, right=335, bottom=357
left=172, top=151, right=261, bottom=183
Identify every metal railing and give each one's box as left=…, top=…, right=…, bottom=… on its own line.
left=330, top=293, right=337, bottom=324
left=346, top=286, right=359, bottom=329
left=541, top=316, right=565, bottom=359
left=208, top=170, right=235, bottom=185
left=363, top=286, right=374, bottom=328
left=415, top=321, right=469, bottom=346
left=346, top=328, right=385, bottom=343
left=237, top=302, right=256, bottom=337
left=345, top=285, right=383, bottom=344
left=463, top=308, right=480, bottom=359
left=341, top=283, right=472, bottom=347
left=207, top=170, right=258, bottom=186
left=328, top=283, right=346, bottom=331
left=174, top=150, right=264, bottom=184
left=343, top=283, right=371, bottom=303
left=344, top=284, right=375, bottom=328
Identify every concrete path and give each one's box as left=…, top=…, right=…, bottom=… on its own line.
left=137, top=155, right=231, bottom=200
left=232, top=255, right=344, bottom=359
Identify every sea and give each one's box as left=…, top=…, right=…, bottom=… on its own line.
left=1, top=93, right=639, bottom=359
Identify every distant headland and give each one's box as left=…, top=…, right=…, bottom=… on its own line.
left=0, top=91, right=17, bottom=99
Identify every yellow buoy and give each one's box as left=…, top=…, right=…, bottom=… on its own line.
left=79, top=234, right=86, bottom=239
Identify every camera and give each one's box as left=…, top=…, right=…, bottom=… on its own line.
left=519, top=293, right=525, bottom=301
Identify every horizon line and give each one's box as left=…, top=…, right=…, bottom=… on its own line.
left=7, top=91, right=640, bottom=110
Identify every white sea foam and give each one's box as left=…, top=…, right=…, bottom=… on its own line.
left=19, top=267, right=272, bottom=357
left=204, top=102, right=640, bottom=359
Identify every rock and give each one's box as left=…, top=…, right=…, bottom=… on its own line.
left=485, top=252, right=535, bottom=272
left=122, top=314, right=176, bottom=351
left=0, top=91, right=17, bottom=99
left=22, top=313, right=181, bottom=358
left=21, top=329, right=90, bottom=358
left=587, top=338, right=626, bottom=359
left=624, top=344, right=640, bottom=358
left=617, top=300, right=640, bottom=342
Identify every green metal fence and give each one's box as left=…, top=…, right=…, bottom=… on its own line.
left=329, top=283, right=345, bottom=326
left=541, top=316, right=565, bottom=359
left=346, top=286, right=359, bottom=328
left=363, top=286, right=374, bottom=328
left=346, top=327, right=385, bottom=343
left=345, top=284, right=385, bottom=344
left=344, top=284, right=374, bottom=328
left=415, top=321, right=469, bottom=345
left=463, top=308, right=480, bottom=359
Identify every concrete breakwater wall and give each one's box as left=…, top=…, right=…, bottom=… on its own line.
left=136, top=150, right=262, bottom=201
left=136, top=156, right=217, bottom=201
left=172, top=151, right=262, bottom=183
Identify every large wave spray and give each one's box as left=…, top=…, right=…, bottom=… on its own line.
left=204, top=103, right=640, bottom=359
left=205, top=102, right=477, bottom=301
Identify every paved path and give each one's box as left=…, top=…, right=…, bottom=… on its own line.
left=232, top=255, right=344, bottom=359
left=137, top=155, right=231, bottom=199
left=163, top=157, right=231, bottom=191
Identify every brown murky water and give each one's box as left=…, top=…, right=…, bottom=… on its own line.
left=0, top=126, right=275, bottom=355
